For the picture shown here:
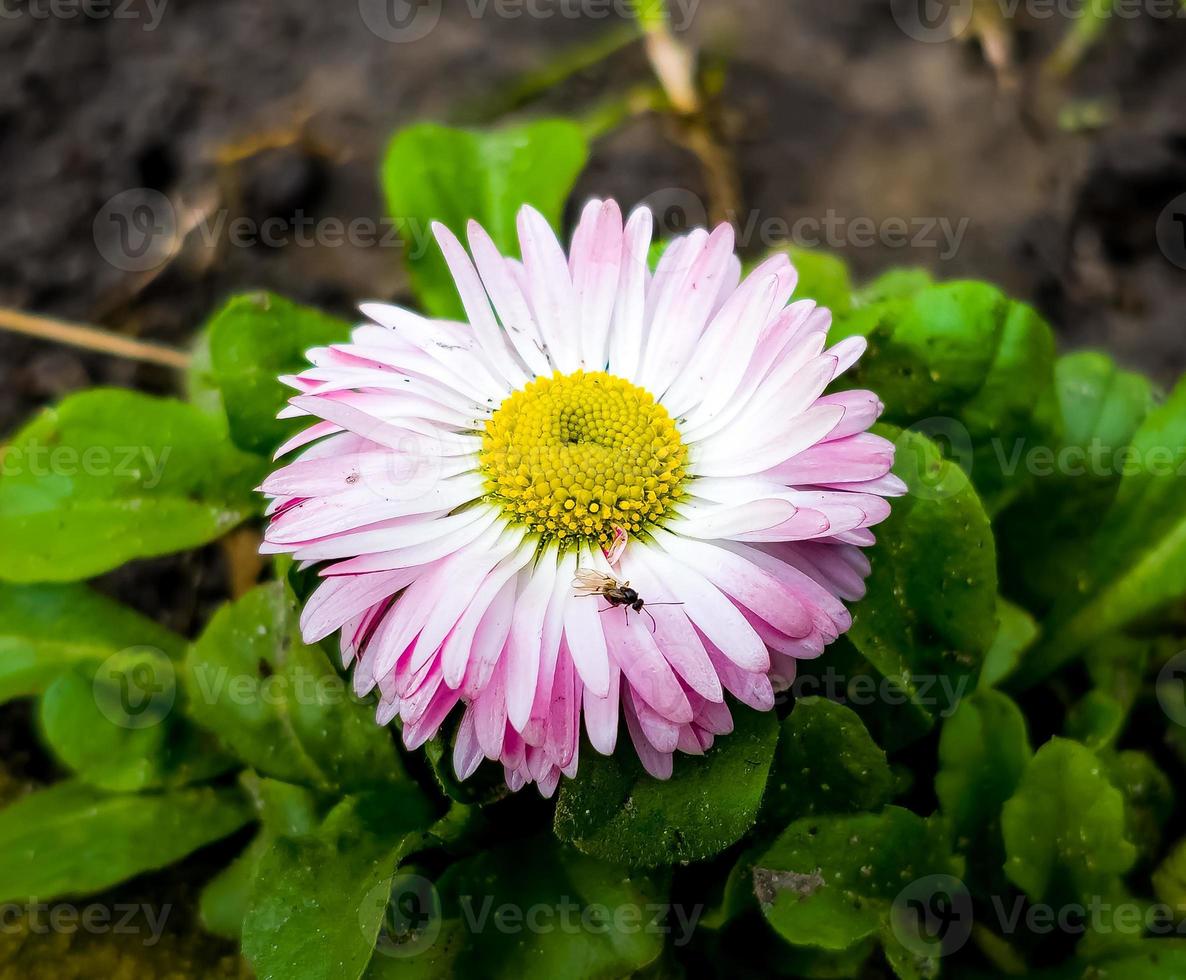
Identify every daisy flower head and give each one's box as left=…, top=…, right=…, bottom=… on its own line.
left=260, top=199, right=906, bottom=796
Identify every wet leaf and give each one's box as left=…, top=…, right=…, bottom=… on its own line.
left=554, top=705, right=778, bottom=867
left=382, top=120, right=588, bottom=319
left=0, top=389, right=266, bottom=582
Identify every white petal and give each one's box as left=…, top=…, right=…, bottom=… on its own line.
left=606, top=206, right=653, bottom=381
left=688, top=404, right=845, bottom=478
left=467, top=219, right=553, bottom=377
left=569, top=199, right=624, bottom=370
left=431, top=221, right=531, bottom=389
left=517, top=205, right=581, bottom=372
left=505, top=548, right=560, bottom=731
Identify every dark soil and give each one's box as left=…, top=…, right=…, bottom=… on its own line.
left=1, top=0, right=1184, bottom=973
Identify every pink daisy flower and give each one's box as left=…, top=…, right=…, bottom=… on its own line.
left=260, top=199, right=905, bottom=796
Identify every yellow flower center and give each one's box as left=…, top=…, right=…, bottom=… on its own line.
left=479, top=370, right=687, bottom=546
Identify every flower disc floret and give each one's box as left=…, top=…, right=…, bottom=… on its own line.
left=479, top=370, right=687, bottom=546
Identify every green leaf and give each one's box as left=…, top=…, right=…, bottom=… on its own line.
left=185, top=323, right=226, bottom=422
left=853, top=268, right=933, bottom=306
left=1001, top=737, right=1137, bottom=906
left=783, top=247, right=853, bottom=314
left=834, top=282, right=1061, bottom=512
left=647, top=238, right=671, bottom=271
left=200, top=774, right=324, bottom=941
left=1057, top=351, right=1157, bottom=450
left=38, top=662, right=232, bottom=792
left=0, top=582, right=185, bottom=704
left=0, top=389, right=266, bottom=583
left=846, top=426, right=997, bottom=734
left=554, top=704, right=779, bottom=868
left=763, top=697, right=893, bottom=829
left=792, top=640, right=933, bottom=753
left=1057, top=635, right=1161, bottom=771
left=0, top=781, right=252, bottom=902
left=995, top=352, right=1156, bottom=614
left=405, top=837, right=668, bottom=980
left=365, top=919, right=468, bottom=980
left=1153, top=838, right=1186, bottom=915
left=1084, top=634, right=1151, bottom=724
left=423, top=726, right=505, bottom=806
left=713, top=698, right=893, bottom=936
left=1035, top=940, right=1186, bottom=980
left=201, top=835, right=269, bottom=941
left=382, top=120, right=588, bottom=319
left=202, top=292, right=351, bottom=455
left=1020, top=375, right=1186, bottom=684
left=242, top=785, right=436, bottom=980
left=980, top=597, right=1038, bottom=688
left=755, top=807, right=963, bottom=976
left=186, top=581, right=404, bottom=793
left=935, top=689, right=1031, bottom=893
left=1103, top=750, right=1173, bottom=866
left=1065, top=690, right=1126, bottom=749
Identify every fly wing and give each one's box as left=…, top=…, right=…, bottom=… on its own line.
left=572, top=568, right=617, bottom=594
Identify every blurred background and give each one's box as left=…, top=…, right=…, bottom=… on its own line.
left=3, top=0, right=1186, bottom=424
left=0, top=0, right=1184, bottom=973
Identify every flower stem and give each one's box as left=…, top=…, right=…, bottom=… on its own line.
left=0, top=307, right=191, bottom=370
left=632, top=0, right=743, bottom=226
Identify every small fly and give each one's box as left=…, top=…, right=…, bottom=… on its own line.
left=572, top=568, right=682, bottom=632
